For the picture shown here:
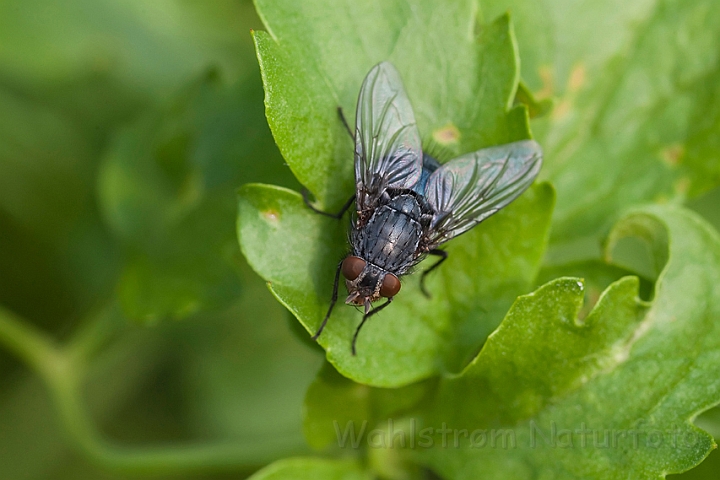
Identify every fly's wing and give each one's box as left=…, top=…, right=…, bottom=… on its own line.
left=425, top=139, right=542, bottom=243
left=354, top=62, right=422, bottom=209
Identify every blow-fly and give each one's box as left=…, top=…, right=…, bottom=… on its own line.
left=304, top=62, right=543, bottom=354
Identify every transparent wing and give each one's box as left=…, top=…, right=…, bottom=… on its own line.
left=354, top=62, right=422, bottom=209
left=425, top=139, right=543, bottom=243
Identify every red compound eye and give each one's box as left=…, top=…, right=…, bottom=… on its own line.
left=341, top=256, right=366, bottom=281
left=379, top=273, right=401, bottom=297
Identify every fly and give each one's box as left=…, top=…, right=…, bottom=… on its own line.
left=304, top=62, right=543, bottom=355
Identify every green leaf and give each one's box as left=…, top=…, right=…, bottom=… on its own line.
left=179, top=263, right=322, bottom=453
left=238, top=182, right=552, bottom=387
left=514, top=81, right=553, bottom=119
left=242, top=0, right=552, bottom=386
left=99, top=72, right=294, bottom=321
left=0, top=86, right=121, bottom=325
left=253, top=0, right=530, bottom=208
left=689, top=186, right=720, bottom=234
left=248, top=457, right=370, bottom=480
left=481, top=0, right=720, bottom=262
left=676, top=449, right=720, bottom=480
left=535, top=259, right=656, bottom=320
left=0, top=0, right=256, bottom=97
left=0, top=0, right=267, bottom=328
left=414, top=205, right=720, bottom=478
left=303, top=362, right=432, bottom=450
left=0, top=89, right=93, bottom=237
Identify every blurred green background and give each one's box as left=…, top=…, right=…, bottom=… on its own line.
left=0, top=1, right=719, bottom=479
left=0, top=1, right=321, bottom=478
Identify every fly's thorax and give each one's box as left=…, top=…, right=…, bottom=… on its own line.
left=352, top=192, right=425, bottom=275
left=385, top=190, right=437, bottom=230
left=387, top=193, right=421, bottom=218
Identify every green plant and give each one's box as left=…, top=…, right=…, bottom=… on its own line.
left=240, top=0, right=720, bottom=478
left=0, top=0, right=719, bottom=479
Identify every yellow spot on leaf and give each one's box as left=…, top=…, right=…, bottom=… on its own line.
left=674, top=177, right=691, bottom=195
left=548, top=63, right=587, bottom=121
left=551, top=99, right=571, bottom=120
left=536, top=65, right=554, bottom=99
left=432, top=124, right=461, bottom=146
left=568, top=63, right=587, bottom=92
left=654, top=193, right=670, bottom=204
left=262, top=209, right=280, bottom=222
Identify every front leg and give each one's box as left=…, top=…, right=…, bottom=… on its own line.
left=420, top=249, right=448, bottom=298
left=302, top=191, right=355, bottom=219
left=352, top=297, right=393, bottom=355
left=337, top=106, right=354, bottom=139
left=312, top=260, right=344, bottom=340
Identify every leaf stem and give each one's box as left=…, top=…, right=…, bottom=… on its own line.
left=65, top=302, right=126, bottom=364
left=0, top=305, right=60, bottom=378
left=0, top=305, right=308, bottom=474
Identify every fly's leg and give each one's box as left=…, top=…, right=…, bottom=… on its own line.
left=312, top=261, right=344, bottom=340
left=302, top=191, right=355, bottom=219
left=305, top=105, right=353, bottom=339
left=420, top=249, right=448, bottom=298
left=337, top=107, right=354, bottom=139
left=302, top=107, right=354, bottom=218
left=352, top=297, right=393, bottom=355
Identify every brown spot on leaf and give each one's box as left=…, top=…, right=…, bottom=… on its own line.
left=660, top=144, right=685, bottom=166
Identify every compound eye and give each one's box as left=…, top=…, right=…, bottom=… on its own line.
left=379, top=273, right=401, bottom=297
left=341, top=256, right=366, bottom=281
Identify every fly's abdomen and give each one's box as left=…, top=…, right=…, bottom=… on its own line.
left=356, top=195, right=422, bottom=272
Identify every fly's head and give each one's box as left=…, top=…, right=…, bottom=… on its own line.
left=341, top=256, right=401, bottom=313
